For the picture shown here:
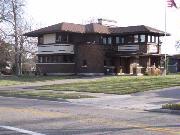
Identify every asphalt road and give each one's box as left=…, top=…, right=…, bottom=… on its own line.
left=0, top=93, right=180, bottom=135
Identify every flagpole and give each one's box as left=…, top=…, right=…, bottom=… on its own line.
left=164, top=0, right=167, bottom=76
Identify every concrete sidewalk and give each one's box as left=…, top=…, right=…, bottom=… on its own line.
left=68, top=86, right=180, bottom=111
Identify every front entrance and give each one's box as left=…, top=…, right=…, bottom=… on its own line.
left=120, top=57, right=131, bottom=74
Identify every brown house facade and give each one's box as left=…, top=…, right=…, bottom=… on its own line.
left=24, top=20, right=169, bottom=75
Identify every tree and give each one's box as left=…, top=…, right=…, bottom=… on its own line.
left=0, top=0, right=25, bottom=76
left=0, top=40, right=14, bottom=74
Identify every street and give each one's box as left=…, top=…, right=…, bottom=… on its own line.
left=0, top=92, right=180, bottom=135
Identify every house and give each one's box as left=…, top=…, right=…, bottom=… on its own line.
left=24, top=19, right=169, bottom=75
left=168, top=54, right=180, bottom=73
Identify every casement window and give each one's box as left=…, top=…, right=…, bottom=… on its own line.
left=140, top=35, right=146, bottom=42
left=63, top=55, right=68, bottom=62
left=103, top=37, right=107, bottom=45
left=51, top=56, right=58, bottom=63
left=38, top=56, right=43, bottom=63
left=121, top=37, right=125, bottom=44
left=134, top=35, right=139, bottom=43
left=156, top=36, right=159, bottom=43
left=117, top=36, right=125, bottom=44
left=127, top=35, right=134, bottom=43
left=152, top=36, right=155, bottom=42
left=56, top=34, right=69, bottom=43
left=38, top=36, right=44, bottom=44
left=115, top=37, right=120, bottom=44
left=108, top=37, right=112, bottom=45
left=148, top=35, right=151, bottom=42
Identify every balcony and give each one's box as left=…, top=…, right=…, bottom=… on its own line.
left=37, top=44, right=74, bottom=54
left=105, top=43, right=159, bottom=56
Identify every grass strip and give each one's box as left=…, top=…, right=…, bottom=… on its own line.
left=0, top=90, right=94, bottom=99
left=38, top=75, right=180, bottom=95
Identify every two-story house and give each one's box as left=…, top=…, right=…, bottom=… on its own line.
left=24, top=20, right=169, bottom=75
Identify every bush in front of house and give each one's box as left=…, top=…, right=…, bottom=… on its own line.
left=162, top=103, right=180, bottom=110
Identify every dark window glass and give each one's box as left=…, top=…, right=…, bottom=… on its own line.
left=56, top=34, right=68, bottom=43
left=63, top=56, right=68, bottom=62
left=104, top=60, right=107, bottom=66
left=38, top=36, right=43, bottom=44
left=103, top=37, right=107, bottom=45
left=108, top=37, right=112, bottom=45
left=127, top=35, right=134, bottom=43
left=83, top=60, right=87, bottom=66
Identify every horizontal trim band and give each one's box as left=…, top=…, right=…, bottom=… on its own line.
left=36, top=63, right=75, bottom=64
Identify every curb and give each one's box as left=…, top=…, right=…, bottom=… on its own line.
left=145, top=108, right=180, bottom=115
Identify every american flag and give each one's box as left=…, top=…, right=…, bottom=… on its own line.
left=167, top=0, right=178, bottom=8
left=175, top=40, right=180, bottom=49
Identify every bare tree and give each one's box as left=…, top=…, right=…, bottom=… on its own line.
left=0, top=0, right=26, bottom=76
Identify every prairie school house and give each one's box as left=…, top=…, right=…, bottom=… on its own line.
left=25, top=19, right=168, bottom=75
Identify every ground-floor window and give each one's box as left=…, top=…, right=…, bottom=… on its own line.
left=82, top=60, right=87, bottom=67
left=38, top=55, right=74, bottom=63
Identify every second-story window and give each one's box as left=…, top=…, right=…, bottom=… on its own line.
left=121, top=37, right=125, bottom=44
left=155, top=36, right=159, bottom=43
left=127, top=35, right=134, bottom=43
left=116, top=36, right=125, bottom=44
left=152, top=36, right=155, bottom=42
left=108, top=37, right=112, bottom=45
left=56, top=34, right=69, bottom=43
left=134, top=35, right=139, bottom=43
left=38, top=36, right=44, bottom=44
left=103, top=37, right=107, bottom=45
left=116, top=37, right=120, bottom=44
left=148, top=35, right=151, bottom=42
left=140, top=35, right=146, bottom=42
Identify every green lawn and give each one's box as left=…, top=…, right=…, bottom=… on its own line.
left=0, top=90, right=94, bottom=99
left=39, top=75, right=180, bottom=95
left=0, top=75, right=76, bottom=86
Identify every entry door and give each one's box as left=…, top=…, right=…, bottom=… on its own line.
left=124, top=57, right=130, bottom=74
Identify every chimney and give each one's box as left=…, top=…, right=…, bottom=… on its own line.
left=98, top=18, right=103, bottom=25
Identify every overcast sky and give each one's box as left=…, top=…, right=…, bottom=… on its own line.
left=25, top=0, right=180, bottom=54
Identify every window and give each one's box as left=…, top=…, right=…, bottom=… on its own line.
left=63, top=56, right=68, bottom=62
left=116, top=37, right=120, bottom=44
left=46, top=56, right=50, bottom=63
left=148, top=35, right=151, bottom=42
left=38, top=36, right=43, bottom=44
left=152, top=36, right=155, bottom=42
left=61, top=35, right=68, bottom=43
left=134, top=35, right=139, bottom=43
left=104, top=60, right=107, bottom=66
left=103, top=37, right=107, bottom=45
left=121, top=37, right=125, bottom=44
left=127, top=35, right=134, bottom=43
left=56, top=35, right=61, bottom=43
left=156, top=36, right=159, bottom=43
left=140, top=35, right=146, bottom=42
left=82, top=60, right=87, bottom=67
left=108, top=37, right=112, bottom=45
left=51, top=56, right=58, bottom=63
left=38, top=56, right=43, bottom=63
left=56, top=34, right=68, bottom=43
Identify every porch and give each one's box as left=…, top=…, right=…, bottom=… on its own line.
left=108, top=55, right=165, bottom=75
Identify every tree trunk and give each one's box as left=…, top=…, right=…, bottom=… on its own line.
left=12, top=0, right=21, bottom=76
